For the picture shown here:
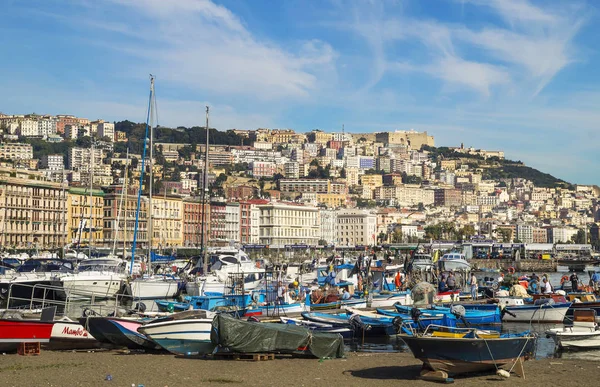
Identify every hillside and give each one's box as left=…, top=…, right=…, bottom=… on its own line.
left=422, top=145, right=569, bottom=188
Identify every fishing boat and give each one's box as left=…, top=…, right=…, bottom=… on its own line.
left=79, top=316, right=159, bottom=350
left=244, top=302, right=306, bottom=317
left=279, top=317, right=353, bottom=337
left=369, top=291, right=412, bottom=308
left=435, top=289, right=461, bottom=302
left=437, top=252, right=470, bottom=272
left=411, top=253, right=435, bottom=271
left=138, top=310, right=215, bottom=356
left=503, top=301, right=572, bottom=323
left=395, top=304, right=501, bottom=326
left=546, top=309, right=600, bottom=350
left=0, top=319, right=55, bottom=352
left=400, top=325, right=537, bottom=375
left=155, top=293, right=251, bottom=313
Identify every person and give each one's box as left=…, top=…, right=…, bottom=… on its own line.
left=447, top=272, right=456, bottom=290
left=591, top=272, right=600, bottom=292
left=438, top=277, right=448, bottom=293
left=531, top=273, right=539, bottom=282
left=277, top=281, right=285, bottom=303
left=341, top=287, right=351, bottom=300
left=394, top=271, right=402, bottom=290
left=470, top=272, right=478, bottom=300
left=569, top=273, right=579, bottom=292
left=542, top=278, right=552, bottom=294
left=498, top=272, right=505, bottom=285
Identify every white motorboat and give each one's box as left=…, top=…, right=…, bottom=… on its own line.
left=546, top=309, right=600, bottom=350
left=438, top=252, right=471, bottom=272
left=411, top=253, right=434, bottom=271
left=130, top=275, right=182, bottom=299
left=503, top=301, right=572, bottom=323
left=138, top=310, right=216, bottom=356
left=53, top=258, right=126, bottom=300
left=370, top=292, right=413, bottom=308
left=48, top=317, right=99, bottom=350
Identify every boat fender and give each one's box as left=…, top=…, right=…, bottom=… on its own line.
left=134, top=302, right=147, bottom=313
left=496, top=370, right=510, bottom=378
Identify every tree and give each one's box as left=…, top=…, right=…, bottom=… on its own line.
left=340, top=168, right=346, bottom=178
left=392, top=229, right=402, bottom=243
left=572, top=229, right=587, bottom=244
left=417, top=202, right=425, bottom=211
left=377, top=232, right=387, bottom=244
left=310, top=159, right=320, bottom=167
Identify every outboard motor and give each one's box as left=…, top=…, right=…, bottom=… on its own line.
left=450, top=305, right=468, bottom=327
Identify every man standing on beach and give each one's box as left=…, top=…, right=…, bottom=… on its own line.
left=470, top=273, right=478, bottom=300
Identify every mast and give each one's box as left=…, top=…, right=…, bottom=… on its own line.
left=131, top=75, right=155, bottom=275
left=123, top=155, right=129, bottom=259
left=89, top=141, right=94, bottom=259
left=201, top=106, right=210, bottom=274
left=112, top=148, right=128, bottom=257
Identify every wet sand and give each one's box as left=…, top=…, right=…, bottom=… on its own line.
left=0, top=350, right=596, bottom=387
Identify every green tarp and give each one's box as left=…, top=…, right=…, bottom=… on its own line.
left=211, top=314, right=344, bottom=359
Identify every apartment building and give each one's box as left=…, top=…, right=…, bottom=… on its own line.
left=251, top=161, right=277, bottom=178
left=0, top=176, right=67, bottom=249
left=67, top=187, right=104, bottom=245
left=182, top=198, right=209, bottom=247
left=40, top=154, right=64, bottom=171
left=320, top=208, right=337, bottom=245
left=102, top=188, right=148, bottom=249
left=224, top=202, right=241, bottom=243
left=0, top=143, right=33, bottom=160
left=258, top=202, right=320, bottom=248
left=240, top=200, right=265, bottom=244
left=336, top=209, right=377, bottom=247
left=150, top=194, right=183, bottom=248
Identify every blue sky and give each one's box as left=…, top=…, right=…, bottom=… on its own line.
left=1, top=0, right=598, bottom=184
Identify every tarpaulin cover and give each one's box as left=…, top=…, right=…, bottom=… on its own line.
left=211, top=314, right=344, bottom=359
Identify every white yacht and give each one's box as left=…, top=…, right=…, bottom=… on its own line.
left=411, top=253, right=434, bottom=271
left=186, top=249, right=265, bottom=296
left=52, top=258, right=128, bottom=300
left=438, top=252, right=471, bottom=272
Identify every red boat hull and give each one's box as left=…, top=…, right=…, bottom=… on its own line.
left=0, top=319, right=54, bottom=351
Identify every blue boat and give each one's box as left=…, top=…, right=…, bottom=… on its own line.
left=155, top=293, right=252, bottom=313
left=375, top=308, right=458, bottom=330
left=279, top=317, right=353, bottom=338
left=394, top=304, right=501, bottom=326
left=301, top=312, right=395, bottom=336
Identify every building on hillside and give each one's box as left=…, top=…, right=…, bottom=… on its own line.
left=336, top=209, right=377, bottom=247
left=67, top=187, right=104, bottom=246
left=434, top=188, right=462, bottom=207
left=240, top=200, right=266, bottom=244
left=97, top=121, right=115, bottom=141
left=375, top=130, right=434, bottom=149
left=0, top=176, right=67, bottom=249
left=251, top=161, right=277, bottom=178
left=226, top=185, right=255, bottom=201
left=0, top=143, right=33, bottom=161
left=40, top=154, right=64, bottom=171
left=258, top=202, right=320, bottom=248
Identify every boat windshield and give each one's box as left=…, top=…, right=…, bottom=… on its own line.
left=78, top=259, right=121, bottom=272
left=17, top=259, right=73, bottom=273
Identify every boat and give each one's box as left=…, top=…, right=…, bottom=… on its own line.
left=369, top=291, right=413, bottom=308
left=54, top=258, right=126, bottom=300
left=79, top=316, right=159, bottom=350
left=0, top=318, right=55, bottom=352
left=436, top=289, right=461, bottom=302
left=155, top=293, right=251, bottom=313
left=301, top=311, right=394, bottom=335
left=0, top=259, right=75, bottom=306
left=400, top=325, right=537, bottom=375
left=503, top=301, right=572, bottom=323
left=129, top=274, right=182, bottom=300
left=47, top=318, right=101, bottom=350
left=394, top=304, right=501, bottom=327
left=411, top=253, right=435, bottom=271
left=305, top=291, right=366, bottom=311
left=437, top=252, right=471, bottom=272
left=211, top=314, right=344, bottom=358
left=279, top=317, right=353, bottom=337
left=138, top=310, right=216, bottom=356
left=546, top=309, right=600, bottom=350
left=244, top=302, right=306, bottom=317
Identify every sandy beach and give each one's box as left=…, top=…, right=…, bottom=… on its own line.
left=0, top=350, right=596, bottom=387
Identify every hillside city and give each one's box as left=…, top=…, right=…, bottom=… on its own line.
left=0, top=112, right=598, bottom=257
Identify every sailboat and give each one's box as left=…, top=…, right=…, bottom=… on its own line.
left=128, top=75, right=182, bottom=300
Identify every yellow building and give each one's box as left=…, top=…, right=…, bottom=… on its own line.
left=0, top=175, right=67, bottom=249
left=360, top=174, right=383, bottom=188
left=440, top=160, right=457, bottom=171
left=67, top=187, right=104, bottom=246
left=149, top=194, right=184, bottom=248
left=316, top=193, right=346, bottom=208
left=103, top=188, right=149, bottom=250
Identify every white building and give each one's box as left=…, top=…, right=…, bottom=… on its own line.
left=224, top=203, right=241, bottom=243
left=336, top=209, right=377, bottom=247
left=40, top=154, right=64, bottom=171
left=319, top=208, right=338, bottom=245
left=284, top=162, right=300, bottom=179
left=97, top=122, right=115, bottom=141
left=258, top=202, right=320, bottom=248
left=0, top=143, right=33, bottom=160
left=516, top=224, right=534, bottom=244
left=38, top=118, right=57, bottom=138
left=68, top=147, right=104, bottom=171
left=18, top=119, right=39, bottom=137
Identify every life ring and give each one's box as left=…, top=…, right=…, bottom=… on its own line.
left=560, top=275, right=569, bottom=284
left=507, top=267, right=515, bottom=274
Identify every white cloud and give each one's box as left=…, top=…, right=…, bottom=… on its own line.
left=93, top=0, right=337, bottom=100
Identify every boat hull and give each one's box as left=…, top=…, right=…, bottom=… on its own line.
left=56, top=275, right=123, bottom=300
left=0, top=319, right=54, bottom=352
left=47, top=321, right=101, bottom=350
left=310, top=299, right=367, bottom=311
left=400, top=334, right=536, bottom=375
left=546, top=328, right=600, bottom=350
left=370, top=293, right=412, bottom=308
left=131, top=278, right=181, bottom=299
left=504, top=303, right=571, bottom=323
left=139, top=319, right=214, bottom=355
